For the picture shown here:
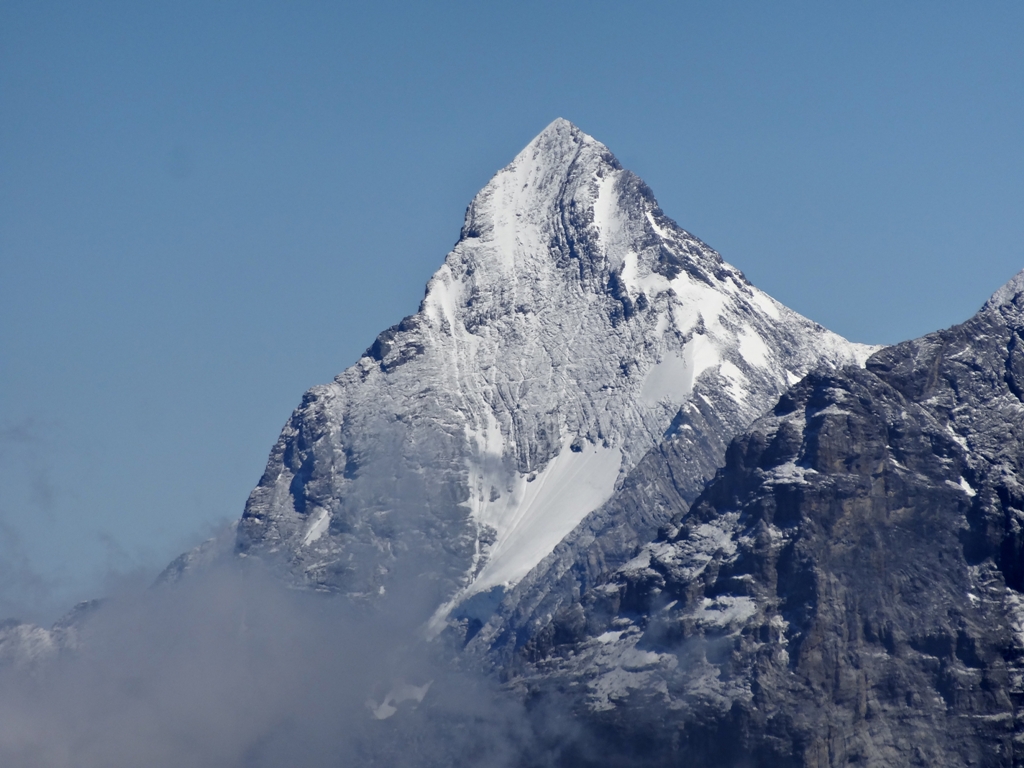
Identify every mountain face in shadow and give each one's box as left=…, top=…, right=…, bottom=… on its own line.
left=508, top=270, right=1024, bottom=766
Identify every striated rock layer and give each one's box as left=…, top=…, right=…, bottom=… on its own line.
left=229, top=119, right=872, bottom=626
left=515, top=270, right=1024, bottom=767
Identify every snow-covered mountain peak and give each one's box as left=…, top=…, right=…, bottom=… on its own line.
left=231, top=121, right=875, bottom=628
left=451, top=118, right=620, bottom=274
left=493, top=117, right=606, bottom=193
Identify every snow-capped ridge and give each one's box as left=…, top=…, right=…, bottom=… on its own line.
left=984, top=268, right=1024, bottom=311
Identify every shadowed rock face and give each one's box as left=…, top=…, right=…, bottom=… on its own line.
left=511, top=273, right=1024, bottom=767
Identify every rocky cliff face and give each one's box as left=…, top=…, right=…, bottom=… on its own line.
left=232, top=119, right=872, bottom=628
left=511, top=271, right=1024, bottom=767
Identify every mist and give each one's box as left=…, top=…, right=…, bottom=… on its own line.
left=0, top=555, right=577, bottom=768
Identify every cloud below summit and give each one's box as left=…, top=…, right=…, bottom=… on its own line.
left=0, top=559, right=565, bottom=768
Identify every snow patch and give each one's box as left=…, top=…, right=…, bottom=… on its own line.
left=368, top=681, right=432, bottom=720
left=640, top=352, right=693, bottom=407
left=619, top=250, right=639, bottom=294
left=695, top=595, right=757, bottom=628
left=428, top=439, right=623, bottom=636
left=738, top=327, right=771, bottom=370
left=768, top=461, right=818, bottom=486
left=302, top=508, right=331, bottom=546
left=645, top=210, right=672, bottom=240
left=810, top=403, right=852, bottom=418
left=621, top=548, right=652, bottom=572
left=423, top=266, right=462, bottom=330
left=593, top=171, right=625, bottom=266
left=718, top=360, right=749, bottom=405
left=947, top=424, right=969, bottom=452
left=749, top=289, right=782, bottom=320
left=684, top=333, right=724, bottom=384
left=668, top=275, right=728, bottom=335
left=471, top=440, right=622, bottom=593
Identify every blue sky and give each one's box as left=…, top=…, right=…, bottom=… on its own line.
left=2, top=1, right=1022, bottom=620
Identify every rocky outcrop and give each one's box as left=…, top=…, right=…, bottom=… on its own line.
left=510, top=270, right=1024, bottom=766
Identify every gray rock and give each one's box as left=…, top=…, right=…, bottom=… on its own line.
left=512, top=270, right=1024, bottom=766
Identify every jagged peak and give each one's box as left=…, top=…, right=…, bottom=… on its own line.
left=521, top=117, right=600, bottom=158
left=498, top=118, right=619, bottom=190
left=983, top=268, right=1024, bottom=312
left=458, top=119, right=622, bottom=243
left=534, top=116, right=584, bottom=141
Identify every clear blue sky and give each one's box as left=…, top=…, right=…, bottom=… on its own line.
left=2, top=1, right=1022, bottom=621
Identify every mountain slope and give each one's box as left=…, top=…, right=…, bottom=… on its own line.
left=231, top=118, right=873, bottom=627
left=515, top=270, right=1024, bottom=766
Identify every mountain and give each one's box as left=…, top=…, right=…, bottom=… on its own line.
left=222, top=118, right=873, bottom=633
left=506, top=270, right=1024, bottom=766
left=5, top=120, right=1021, bottom=768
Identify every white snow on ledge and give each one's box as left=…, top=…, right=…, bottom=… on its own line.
left=473, top=440, right=622, bottom=594
left=302, top=508, right=331, bottom=546
left=427, top=438, right=622, bottom=636
left=367, top=681, right=432, bottom=720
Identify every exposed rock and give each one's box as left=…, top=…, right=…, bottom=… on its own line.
left=512, top=270, right=1024, bottom=766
